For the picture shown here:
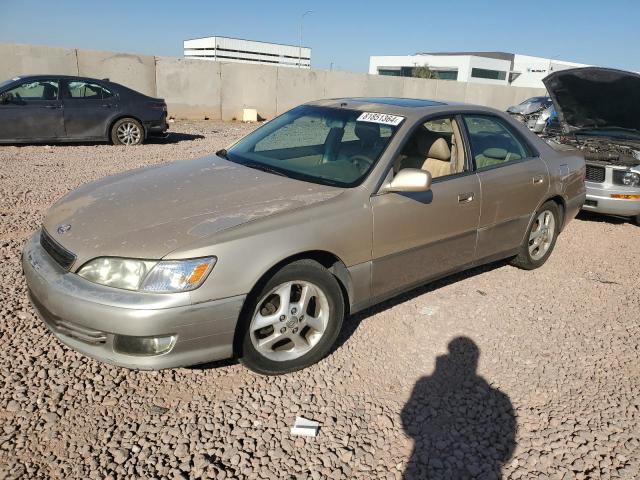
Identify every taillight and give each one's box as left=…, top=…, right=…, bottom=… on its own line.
left=149, top=102, right=167, bottom=111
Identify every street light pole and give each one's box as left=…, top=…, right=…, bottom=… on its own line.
left=299, top=10, right=313, bottom=68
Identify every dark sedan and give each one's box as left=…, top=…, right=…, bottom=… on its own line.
left=0, top=75, right=168, bottom=145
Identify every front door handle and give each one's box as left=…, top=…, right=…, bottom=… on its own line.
left=533, top=175, right=544, bottom=184
left=458, top=192, right=474, bottom=203
left=44, top=105, right=62, bottom=109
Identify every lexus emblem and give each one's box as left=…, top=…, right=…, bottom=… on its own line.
left=57, top=224, right=72, bottom=235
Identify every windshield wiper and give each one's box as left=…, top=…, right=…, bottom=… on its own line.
left=241, top=162, right=288, bottom=177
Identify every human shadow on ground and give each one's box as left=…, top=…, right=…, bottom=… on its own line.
left=401, top=337, right=516, bottom=479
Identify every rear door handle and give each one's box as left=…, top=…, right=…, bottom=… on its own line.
left=458, top=192, right=474, bottom=203
left=44, top=105, right=62, bottom=109
left=533, top=175, right=544, bottom=184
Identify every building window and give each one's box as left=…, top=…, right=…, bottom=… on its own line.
left=471, top=68, right=507, bottom=80
left=433, top=70, right=457, bottom=81
left=378, top=69, right=401, bottom=76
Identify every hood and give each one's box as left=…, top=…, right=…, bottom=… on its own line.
left=543, top=67, right=640, bottom=134
left=43, top=155, right=342, bottom=266
left=507, top=100, right=547, bottom=115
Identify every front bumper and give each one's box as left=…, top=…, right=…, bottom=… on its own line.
left=22, top=232, right=245, bottom=369
left=583, top=181, right=640, bottom=217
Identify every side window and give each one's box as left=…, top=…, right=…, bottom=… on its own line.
left=395, top=116, right=466, bottom=179
left=65, top=81, right=113, bottom=100
left=4, top=80, right=59, bottom=101
left=463, top=115, right=531, bottom=170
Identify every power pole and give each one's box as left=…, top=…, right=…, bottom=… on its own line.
left=299, top=10, right=313, bottom=68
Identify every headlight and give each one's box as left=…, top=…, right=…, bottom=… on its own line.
left=140, top=258, right=216, bottom=293
left=622, top=171, right=640, bottom=187
left=77, top=257, right=216, bottom=292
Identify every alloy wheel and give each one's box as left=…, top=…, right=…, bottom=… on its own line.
left=249, top=280, right=329, bottom=362
left=116, top=121, right=142, bottom=145
left=528, top=210, right=555, bottom=261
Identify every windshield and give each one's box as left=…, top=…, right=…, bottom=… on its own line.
left=225, top=106, right=402, bottom=187
left=0, top=78, right=16, bottom=90
left=522, top=96, right=548, bottom=105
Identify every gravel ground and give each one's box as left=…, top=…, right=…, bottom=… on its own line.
left=1, top=121, right=639, bottom=479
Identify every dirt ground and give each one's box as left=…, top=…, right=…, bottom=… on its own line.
left=0, top=121, right=638, bottom=479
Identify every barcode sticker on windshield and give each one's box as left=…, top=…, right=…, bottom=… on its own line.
left=357, top=112, right=404, bottom=126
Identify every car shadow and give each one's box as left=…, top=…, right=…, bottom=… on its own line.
left=193, top=260, right=509, bottom=373
left=575, top=210, right=631, bottom=225
left=190, top=356, right=240, bottom=371
left=401, top=337, right=517, bottom=479
left=332, top=259, right=509, bottom=355
left=0, top=132, right=204, bottom=147
left=146, top=132, right=205, bottom=144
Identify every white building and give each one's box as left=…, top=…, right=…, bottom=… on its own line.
left=369, top=52, right=589, bottom=88
left=184, top=36, right=311, bottom=68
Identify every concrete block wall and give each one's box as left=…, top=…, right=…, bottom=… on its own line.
left=0, top=43, right=547, bottom=121
left=76, top=49, right=157, bottom=97
left=155, top=56, right=221, bottom=120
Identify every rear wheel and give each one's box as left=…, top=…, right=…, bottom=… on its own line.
left=111, top=118, right=144, bottom=145
left=511, top=201, right=560, bottom=270
left=238, top=260, right=345, bottom=375
left=632, top=214, right=640, bottom=226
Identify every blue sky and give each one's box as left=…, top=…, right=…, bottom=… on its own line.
left=1, top=0, right=638, bottom=73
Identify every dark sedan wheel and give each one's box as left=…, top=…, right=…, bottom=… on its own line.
left=238, top=260, right=345, bottom=375
left=111, top=118, right=144, bottom=145
left=511, top=201, right=560, bottom=270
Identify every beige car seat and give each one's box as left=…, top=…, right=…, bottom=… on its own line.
left=394, top=128, right=458, bottom=179
left=421, top=138, right=452, bottom=178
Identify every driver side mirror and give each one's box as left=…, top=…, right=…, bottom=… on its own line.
left=381, top=168, right=432, bottom=193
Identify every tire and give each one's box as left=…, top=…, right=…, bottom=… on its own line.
left=238, top=260, right=345, bottom=375
left=632, top=214, right=640, bottom=227
left=111, top=118, right=144, bottom=145
left=510, top=201, right=560, bottom=270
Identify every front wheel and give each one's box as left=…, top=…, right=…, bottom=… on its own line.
left=510, top=201, right=560, bottom=270
left=238, top=260, right=345, bottom=375
left=111, top=118, right=144, bottom=145
left=632, top=214, right=640, bottom=227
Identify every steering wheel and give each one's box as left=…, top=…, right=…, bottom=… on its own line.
left=348, top=154, right=374, bottom=172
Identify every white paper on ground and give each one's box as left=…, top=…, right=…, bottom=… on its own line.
left=290, top=416, right=320, bottom=437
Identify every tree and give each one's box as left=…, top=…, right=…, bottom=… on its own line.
left=412, top=65, right=436, bottom=79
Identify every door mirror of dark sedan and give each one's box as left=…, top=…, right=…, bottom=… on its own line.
left=0, top=92, right=11, bottom=104
left=382, top=168, right=432, bottom=193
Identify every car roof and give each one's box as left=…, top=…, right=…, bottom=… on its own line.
left=7, top=74, right=114, bottom=84
left=305, top=97, right=500, bottom=119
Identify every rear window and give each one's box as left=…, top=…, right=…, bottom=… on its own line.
left=65, top=81, right=113, bottom=99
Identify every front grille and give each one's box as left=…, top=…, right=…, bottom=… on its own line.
left=40, top=229, right=76, bottom=270
left=585, top=165, right=606, bottom=183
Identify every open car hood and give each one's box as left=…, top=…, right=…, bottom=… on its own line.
left=543, top=67, right=640, bottom=134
